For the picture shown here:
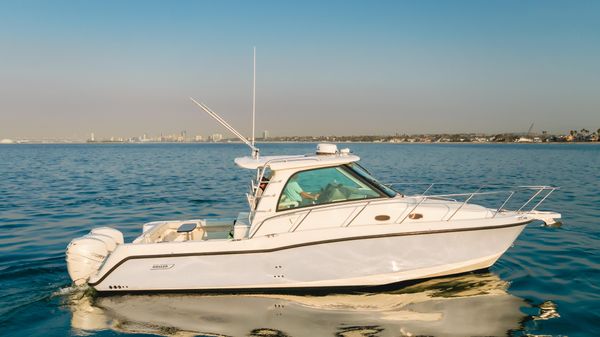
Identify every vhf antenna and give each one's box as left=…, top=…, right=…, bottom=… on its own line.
left=190, top=47, right=260, bottom=158
left=252, top=46, right=256, bottom=150
left=190, top=98, right=259, bottom=158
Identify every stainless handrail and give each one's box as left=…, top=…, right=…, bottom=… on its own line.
left=396, top=196, right=428, bottom=224
left=250, top=198, right=390, bottom=238
left=344, top=201, right=370, bottom=227
left=446, top=193, right=477, bottom=221
left=421, top=183, right=435, bottom=195
left=530, top=188, right=556, bottom=212
left=517, top=188, right=545, bottom=211
left=387, top=182, right=516, bottom=187
left=398, top=186, right=559, bottom=223
left=386, top=182, right=534, bottom=193
left=414, top=187, right=557, bottom=202
left=290, top=210, right=311, bottom=232
left=493, top=191, right=514, bottom=218
left=249, top=185, right=559, bottom=238
left=248, top=156, right=321, bottom=215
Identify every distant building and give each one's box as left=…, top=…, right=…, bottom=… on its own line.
left=516, top=137, right=533, bottom=143
left=262, top=130, right=269, bottom=140
left=195, top=135, right=204, bottom=142
left=209, top=133, right=223, bottom=142
left=89, top=132, right=95, bottom=142
left=0, top=139, right=14, bottom=144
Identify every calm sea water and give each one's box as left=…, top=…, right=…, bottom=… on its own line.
left=0, top=143, right=598, bottom=337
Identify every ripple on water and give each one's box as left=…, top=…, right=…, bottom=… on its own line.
left=0, top=143, right=598, bottom=337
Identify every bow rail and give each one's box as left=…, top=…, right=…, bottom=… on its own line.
left=392, top=185, right=558, bottom=222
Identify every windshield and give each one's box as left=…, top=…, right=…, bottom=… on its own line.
left=346, top=163, right=398, bottom=197
left=277, top=166, right=382, bottom=211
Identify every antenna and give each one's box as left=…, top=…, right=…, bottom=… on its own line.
left=190, top=98, right=259, bottom=157
left=252, top=46, right=256, bottom=148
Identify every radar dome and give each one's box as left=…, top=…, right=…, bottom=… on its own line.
left=316, top=143, right=338, bottom=155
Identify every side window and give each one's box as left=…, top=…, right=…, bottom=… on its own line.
left=277, top=166, right=382, bottom=211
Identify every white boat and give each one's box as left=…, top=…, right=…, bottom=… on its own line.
left=66, top=141, right=560, bottom=292
left=66, top=50, right=560, bottom=293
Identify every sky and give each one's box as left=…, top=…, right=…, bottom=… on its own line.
left=1, top=0, right=599, bottom=139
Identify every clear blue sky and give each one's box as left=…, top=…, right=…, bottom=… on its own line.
left=1, top=0, right=599, bottom=139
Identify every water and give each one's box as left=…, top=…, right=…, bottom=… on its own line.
left=0, top=143, right=598, bottom=337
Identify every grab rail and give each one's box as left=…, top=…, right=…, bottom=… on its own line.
left=248, top=198, right=397, bottom=238
left=394, top=185, right=559, bottom=223
left=386, top=182, right=523, bottom=196
left=249, top=184, right=559, bottom=237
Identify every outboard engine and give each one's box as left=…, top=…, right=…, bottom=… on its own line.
left=66, top=227, right=123, bottom=286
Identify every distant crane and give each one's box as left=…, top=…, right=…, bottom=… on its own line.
left=526, top=122, right=534, bottom=136
left=516, top=122, right=536, bottom=143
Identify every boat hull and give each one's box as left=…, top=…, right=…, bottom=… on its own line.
left=89, top=221, right=527, bottom=292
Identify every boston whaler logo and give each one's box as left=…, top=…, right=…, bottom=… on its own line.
left=151, top=263, right=175, bottom=270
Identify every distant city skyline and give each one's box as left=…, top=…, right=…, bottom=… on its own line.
left=1, top=1, right=599, bottom=139
left=4, top=127, right=598, bottom=144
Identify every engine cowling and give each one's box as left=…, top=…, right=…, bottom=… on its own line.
left=66, top=227, right=123, bottom=286
left=91, top=227, right=124, bottom=245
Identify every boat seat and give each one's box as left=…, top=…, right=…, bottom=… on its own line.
left=177, top=223, right=197, bottom=241
left=139, top=222, right=172, bottom=243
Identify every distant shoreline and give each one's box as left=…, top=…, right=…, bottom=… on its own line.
left=2, top=141, right=599, bottom=145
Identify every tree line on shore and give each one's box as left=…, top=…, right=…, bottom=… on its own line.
left=263, top=128, right=600, bottom=143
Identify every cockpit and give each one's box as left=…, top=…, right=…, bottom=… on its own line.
left=235, top=144, right=400, bottom=228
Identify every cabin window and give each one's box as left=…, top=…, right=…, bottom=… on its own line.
left=277, top=166, right=382, bottom=211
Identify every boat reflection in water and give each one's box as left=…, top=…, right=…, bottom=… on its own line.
left=68, top=272, right=529, bottom=337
